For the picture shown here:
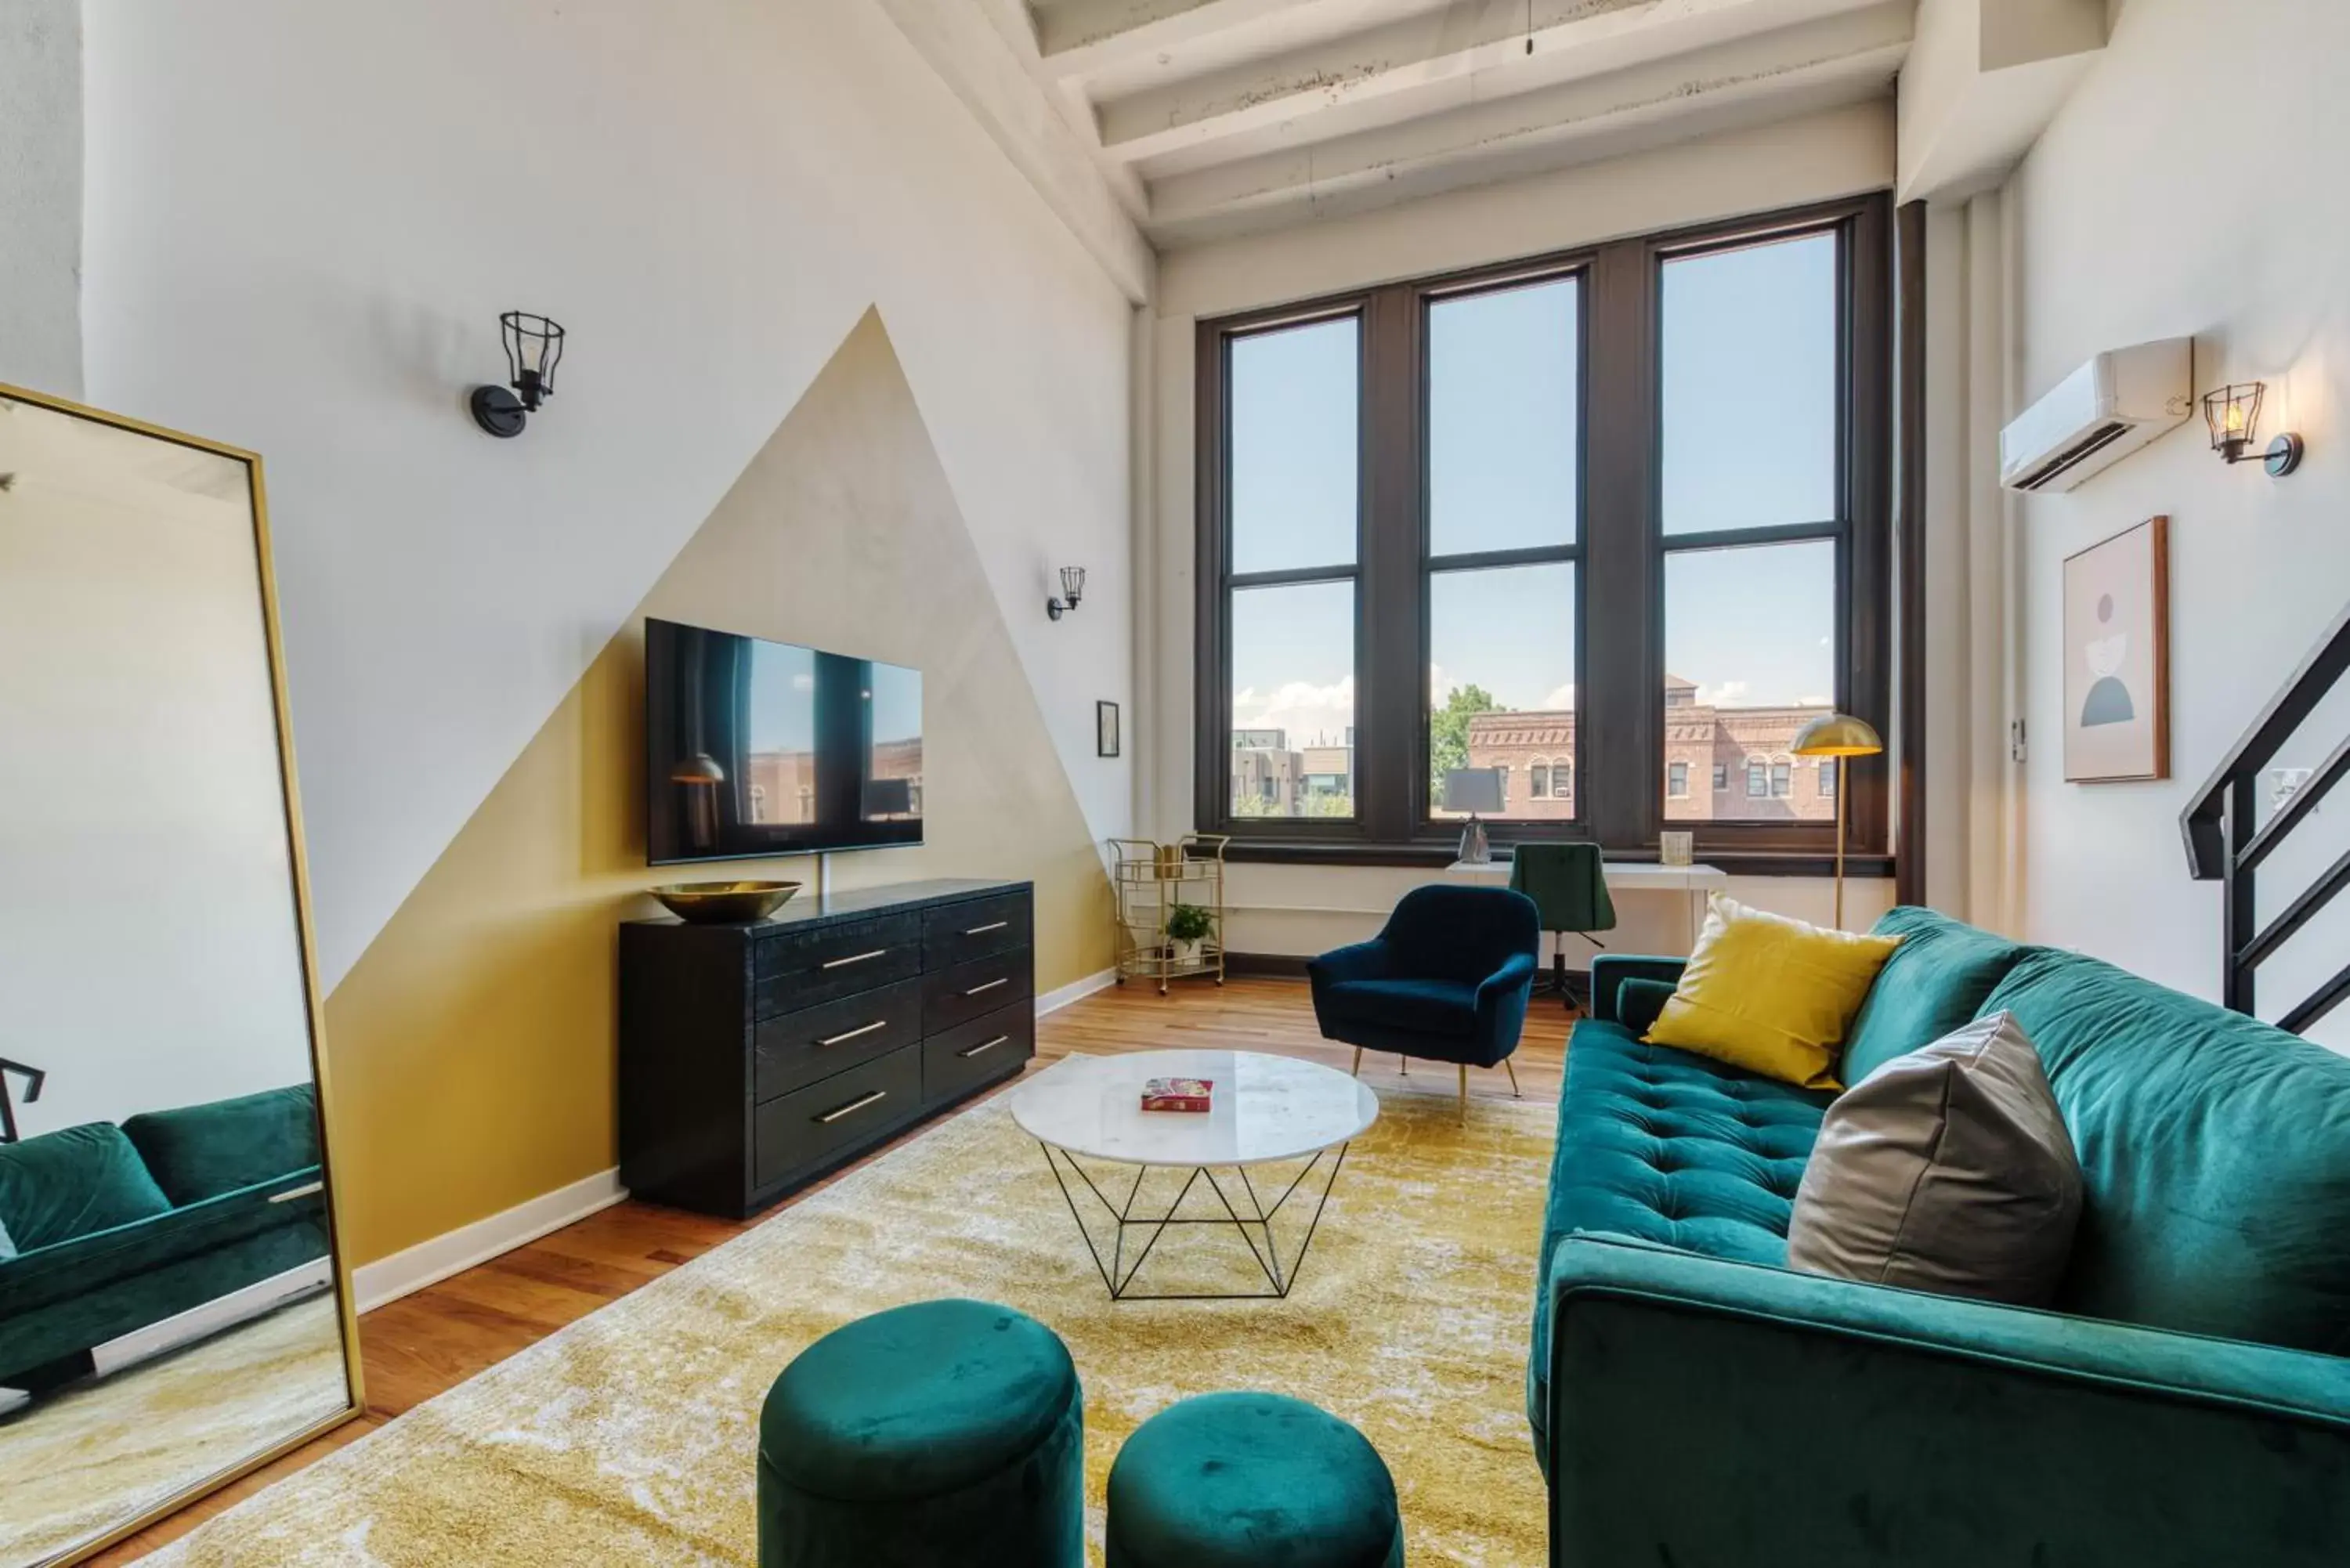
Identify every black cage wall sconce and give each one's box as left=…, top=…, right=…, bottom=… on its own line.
left=470, top=312, right=567, bottom=438
left=1047, top=566, right=1086, bottom=621
left=2203, top=382, right=2304, bottom=477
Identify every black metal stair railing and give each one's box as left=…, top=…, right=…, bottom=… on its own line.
left=2181, top=598, right=2350, bottom=1031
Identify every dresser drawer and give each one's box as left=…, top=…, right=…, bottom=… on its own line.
left=923, top=892, right=1032, bottom=969
left=923, top=1002, right=1034, bottom=1107
left=753, top=1042, right=922, bottom=1190
left=754, top=977, right=923, bottom=1104
left=753, top=914, right=922, bottom=1015
left=923, top=948, right=1033, bottom=1033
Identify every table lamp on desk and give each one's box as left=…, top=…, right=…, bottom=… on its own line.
left=1442, top=768, right=1506, bottom=865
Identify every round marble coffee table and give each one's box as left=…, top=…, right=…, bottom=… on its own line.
left=1010, top=1050, right=1378, bottom=1301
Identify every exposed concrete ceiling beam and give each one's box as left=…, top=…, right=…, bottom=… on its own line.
left=1145, top=2, right=1907, bottom=242
left=1097, top=0, right=1690, bottom=161
left=1033, top=0, right=1309, bottom=75
left=1898, top=0, right=2106, bottom=204
left=870, top=0, right=1155, bottom=303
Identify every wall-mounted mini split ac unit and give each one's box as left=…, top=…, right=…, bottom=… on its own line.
left=2000, top=338, right=2194, bottom=493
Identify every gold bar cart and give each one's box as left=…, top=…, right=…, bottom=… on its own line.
left=1111, top=835, right=1230, bottom=995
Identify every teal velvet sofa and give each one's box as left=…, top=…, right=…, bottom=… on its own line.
left=0, top=1085, right=330, bottom=1395
left=1530, top=907, right=2350, bottom=1565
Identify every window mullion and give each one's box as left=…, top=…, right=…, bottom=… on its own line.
left=1358, top=284, right=1423, bottom=844
left=1582, top=238, right=1659, bottom=853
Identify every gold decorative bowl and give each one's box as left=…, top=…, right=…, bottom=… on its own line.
left=649, top=880, right=801, bottom=924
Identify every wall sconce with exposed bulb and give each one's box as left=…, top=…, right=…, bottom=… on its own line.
left=2203, top=382, right=2304, bottom=477
left=471, top=312, right=567, bottom=438
left=1046, top=566, right=1086, bottom=621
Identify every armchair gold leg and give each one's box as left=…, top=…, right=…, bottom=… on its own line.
left=1458, top=1064, right=1468, bottom=1124
left=1398, top=1057, right=1407, bottom=1076
left=1351, top=1047, right=1362, bottom=1078
left=1504, top=1058, right=1521, bottom=1098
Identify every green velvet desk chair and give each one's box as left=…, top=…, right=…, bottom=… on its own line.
left=1509, top=843, right=1615, bottom=1012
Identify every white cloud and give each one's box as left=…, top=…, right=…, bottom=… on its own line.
left=1795, top=693, right=1833, bottom=708
left=1234, top=676, right=1355, bottom=746
left=1696, top=680, right=1751, bottom=706
left=1538, top=683, right=1576, bottom=710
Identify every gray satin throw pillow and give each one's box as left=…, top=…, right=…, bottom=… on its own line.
left=1787, top=1010, right=2082, bottom=1304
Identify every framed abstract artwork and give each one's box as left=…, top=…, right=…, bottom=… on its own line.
left=1097, top=699, right=1121, bottom=758
left=2063, top=515, right=2170, bottom=783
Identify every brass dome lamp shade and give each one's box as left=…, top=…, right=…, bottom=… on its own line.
left=1791, top=713, right=1882, bottom=929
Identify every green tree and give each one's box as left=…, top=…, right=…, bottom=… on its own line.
left=1430, top=683, right=1504, bottom=794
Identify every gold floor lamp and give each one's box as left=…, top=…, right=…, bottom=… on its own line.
left=1791, top=713, right=1882, bottom=930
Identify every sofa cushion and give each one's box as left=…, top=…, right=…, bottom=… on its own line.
left=0, top=1123, right=174, bottom=1253
left=1844, top=907, right=2031, bottom=1086
left=1618, top=977, right=1677, bottom=1039
left=1646, top=895, right=1900, bottom=1089
left=1324, top=977, right=1477, bottom=1037
left=1530, top=1020, right=1833, bottom=1452
left=1788, top=1010, right=2083, bottom=1304
left=1986, top=947, right=2350, bottom=1353
left=121, top=1084, right=319, bottom=1207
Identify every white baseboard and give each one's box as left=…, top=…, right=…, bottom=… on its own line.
left=1036, top=967, right=1115, bottom=1017
left=351, top=1166, right=627, bottom=1315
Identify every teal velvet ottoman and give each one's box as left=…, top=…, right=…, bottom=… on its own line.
left=1106, top=1392, right=1405, bottom=1567
left=757, top=1299, right=1084, bottom=1568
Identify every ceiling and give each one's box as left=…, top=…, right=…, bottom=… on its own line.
left=1003, top=0, right=1915, bottom=250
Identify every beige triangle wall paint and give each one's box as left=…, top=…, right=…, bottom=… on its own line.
left=322, top=309, right=1114, bottom=1267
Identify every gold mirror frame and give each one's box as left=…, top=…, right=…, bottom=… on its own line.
left=1, top=381, right=365, bottom=1566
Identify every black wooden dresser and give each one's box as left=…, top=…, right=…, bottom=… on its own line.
left=619, top=878, right=1035, bottom=1218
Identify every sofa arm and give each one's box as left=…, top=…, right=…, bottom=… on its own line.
left=1541, top=1237, right=2350, bottom=1566
left=1585, top=955, right=1685, bottom=1024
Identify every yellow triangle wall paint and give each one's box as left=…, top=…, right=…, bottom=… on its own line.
left=322, top=309, right=1114, bottom=1267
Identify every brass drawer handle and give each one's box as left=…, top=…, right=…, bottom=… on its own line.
left=269, top=1181, right=325, bottom=1204
left=962, top=920, right=1010, bottom=936
left=818, top=1020, right=888, bottom=1048
left=815, top=1089, right=888, bottom=1125
left=960, top=1035, right=1011, bottom=1060
left=822, top=948, right=888, bottom=970
left=964, top=977, right=1010, bottom=996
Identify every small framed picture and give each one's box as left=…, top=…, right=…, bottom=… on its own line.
left=2063, top=516, right=2170, bottom=783
left=1097, top=700, right=1121, bottom=758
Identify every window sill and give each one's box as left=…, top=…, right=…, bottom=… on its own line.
left=1218, top=839, right=1893, bottom=880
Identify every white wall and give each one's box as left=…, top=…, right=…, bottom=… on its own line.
left=78, top=0, right=1138, bottom=989
left=2007, top=0, right=2350, bottom=1041
left=0, top=0, right=81, bottom=399
left=1146, top=101, right=1903, bottom=953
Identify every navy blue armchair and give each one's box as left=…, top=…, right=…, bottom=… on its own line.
left=1307, top=884, right=1541, bottom=1119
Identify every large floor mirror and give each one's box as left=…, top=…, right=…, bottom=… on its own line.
left=0, top=387, right=360, bottom=1566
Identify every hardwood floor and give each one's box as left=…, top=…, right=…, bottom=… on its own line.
left=92, top=975, right=1573, bottom=1562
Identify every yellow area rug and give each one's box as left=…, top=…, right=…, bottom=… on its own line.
left=146, top=1060, right=1556, bottom=1566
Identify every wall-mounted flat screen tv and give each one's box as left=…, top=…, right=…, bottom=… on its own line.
left=645, top=617, right=923, bottom=865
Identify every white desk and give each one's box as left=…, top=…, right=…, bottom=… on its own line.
left=1444, top=858, right=1727, bottom=952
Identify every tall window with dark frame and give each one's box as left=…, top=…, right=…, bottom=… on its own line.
left=1222, top=314, right=1361, bottom=822
left=1426, top=273, right=1582, bottom=828
left=1195, top=195, right=1890, bottom=866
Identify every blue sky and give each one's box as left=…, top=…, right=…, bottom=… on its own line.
left=1228, top=232, right=1839, bottom=746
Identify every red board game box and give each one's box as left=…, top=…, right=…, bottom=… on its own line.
left=1140, top=1077, right=1213, bottom=1113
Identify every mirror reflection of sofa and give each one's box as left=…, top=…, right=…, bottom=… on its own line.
left=0, top=1085, right=331, bottom=1404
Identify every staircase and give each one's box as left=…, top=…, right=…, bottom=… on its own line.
left=2182, top=599, right=2350, bottom=1031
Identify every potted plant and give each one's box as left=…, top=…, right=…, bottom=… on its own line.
left=1166, top=901, right=1216, bottom=965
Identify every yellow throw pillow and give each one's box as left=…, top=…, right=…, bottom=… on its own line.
left=1644, top=894, right=1901, bottom=1090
